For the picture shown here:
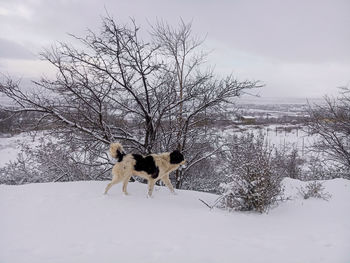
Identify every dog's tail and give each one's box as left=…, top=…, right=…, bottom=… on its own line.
left=110, top=142, right=126, bottom=161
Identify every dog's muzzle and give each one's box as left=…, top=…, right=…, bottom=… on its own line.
left=179, top=163, right=187, bottom=171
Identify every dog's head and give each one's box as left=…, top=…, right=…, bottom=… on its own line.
left=170, top=150, right=186, bottom=165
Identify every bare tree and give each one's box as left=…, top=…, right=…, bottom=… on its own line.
left=0, top=16, right=260, bottom=185
left=306, top=87, right=350, bottom=178
left=151, top=20, right=261, bottom=188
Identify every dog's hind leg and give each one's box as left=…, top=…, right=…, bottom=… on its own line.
left=104, top=175, right=124, bottom=195
left=147, top=179, right=156, bottom=197
left=104, top=182, right=114, bottom=195
left=161, top=174, right=176, bottom=194
left=122, top=175, right=132, bottom=195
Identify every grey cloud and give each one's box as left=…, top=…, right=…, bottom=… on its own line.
left=0, top=38, right=35, bottom=59
left=1, top=0, right=349, bottom=63
left=0, top=0, right=349, bottom=97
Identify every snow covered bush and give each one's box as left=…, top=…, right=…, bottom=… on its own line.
left=0, top=134, right=110, bottom=184
left=181, top=153, right=222, bottom=193
left=300, top=155, right=348, bottom=181
left=218, top=133, right=284, bottom=213
left=272, top=146, right=303, bottom=179
left=298, top=181, right=331, bottom=201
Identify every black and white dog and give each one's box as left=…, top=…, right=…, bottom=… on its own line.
left=104, top=143, right=186, bottom=197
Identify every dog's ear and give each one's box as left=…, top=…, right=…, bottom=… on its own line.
left=170, top=150, right=184, bottom=164
left=116, top=150, right=125, bottom=162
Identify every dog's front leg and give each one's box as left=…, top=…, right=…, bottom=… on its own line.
left=161, top=174, right=176, bottom=194
left=147, top=179, right=156, bottom=198
left=122, top=175, right=132, bottom=195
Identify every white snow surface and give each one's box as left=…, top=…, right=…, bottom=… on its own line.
left=1, top=178, right=350, bottom=263
left=0, top=132, right=43, bottom=168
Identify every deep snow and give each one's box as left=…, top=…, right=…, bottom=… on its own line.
left=1, top=178, right=349, bottom=263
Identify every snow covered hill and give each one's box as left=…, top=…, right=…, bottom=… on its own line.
left=1, top=178, right=349, bottom=263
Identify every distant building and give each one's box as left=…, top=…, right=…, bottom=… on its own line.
left=240, top=115, right=256, bottom=124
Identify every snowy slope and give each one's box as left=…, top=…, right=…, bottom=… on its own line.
left=1, top=179, right=350, bottom=263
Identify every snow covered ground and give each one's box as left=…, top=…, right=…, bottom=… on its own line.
left=0, top=131, right=54, bottom=169
left=223, top=124, right=314, bottom=152
left=0, top=133, right=29, bottom=167
left=1, top=178, right=349, bottom=263
left=0, top=132, right=43, bottom=168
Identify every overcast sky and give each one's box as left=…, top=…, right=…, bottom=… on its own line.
left=0, top=0, right=349, bottom=98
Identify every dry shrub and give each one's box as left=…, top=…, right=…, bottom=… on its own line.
left=218, top=133, right=284, bottom=213
left=298, top=181, right=331, bottom=201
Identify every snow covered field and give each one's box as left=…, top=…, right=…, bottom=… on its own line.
left=1, top=178, right=349, bottom=263
left=223, top=124, right=314, bottom=153
left=0, top=131, right=48, bottom=168
left=0, top=133, right=33, bottom=167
